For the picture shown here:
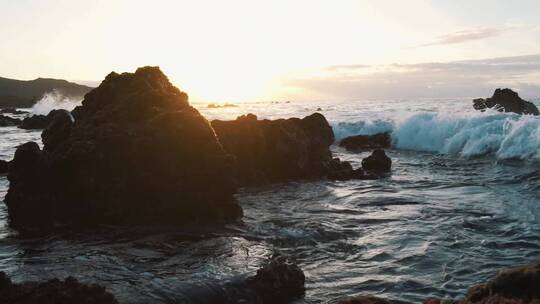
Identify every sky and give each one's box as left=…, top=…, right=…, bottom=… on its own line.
left=1, top=0, right=540, bottom=101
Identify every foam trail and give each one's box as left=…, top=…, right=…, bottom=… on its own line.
left=31, top=90, right=82, bottom=115
left=392, top=111, right=540, bottom=160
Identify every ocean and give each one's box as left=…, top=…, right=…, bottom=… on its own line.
left=0, top=97, right=539, bottom=303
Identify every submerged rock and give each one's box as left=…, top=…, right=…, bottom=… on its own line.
left=0, top=114, right=21, bottom=127
left=211, top=113, right=338, bottom=184
left=361, top=149, right=391, bottom=173
left=339, top=132, right=391, bottom=152
left=0, top=272, right=118, bottom=304
left=5, top=66, right=242, bottom=229
left=473, top=88, right=539, bottom=115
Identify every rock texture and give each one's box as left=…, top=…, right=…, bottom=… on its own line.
left=460, top=261, right=540, bottom=304
left=211, top=113, right=339, bottom=184
left=5, top=66, right=242, bottom=229
left=339, top=133, right=391, bottom=152
left=0, top=272, right=118, bottom=304
left=361, top=149, right=392, bottom=174
left=473, top=89, right=539, bottom=115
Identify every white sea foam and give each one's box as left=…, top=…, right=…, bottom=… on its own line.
left=30, top=90, right=82, bottom=115
left=391, top=110, right=540, bottom=160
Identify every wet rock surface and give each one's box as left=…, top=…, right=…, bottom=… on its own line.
left=473, top=88, right=539, bottom=115
left=339, top=132, right=391, bottom=152
left=0, top=272, right=118, bottom=304
left=5, top=66, right=242, bottom=229
left=18, top=109, right=69, bottom=130
left=361, top=149, right=392, bottom=174
left=0, top=160, right=8, bottom=174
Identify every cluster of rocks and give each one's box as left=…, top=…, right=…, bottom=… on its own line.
left=0, top=109, right=67, bottom=130
left=4, top=66, right=391, bottom=230
left=473, top=88, right=539, bottom=115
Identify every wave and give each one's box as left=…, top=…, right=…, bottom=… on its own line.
left=333, top=110, right=540, bottom=160
left=31, top=90, right=82, bottom=115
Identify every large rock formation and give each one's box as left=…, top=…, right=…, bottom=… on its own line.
left=473, top=89, right=539, bottom=115
left=211, top=113, right=339, bottom=184
left=0, top=272, right=118, bottom=304
left=339, top=133, right=391, bottom=152
left=5, top=67, right=242, bottom=229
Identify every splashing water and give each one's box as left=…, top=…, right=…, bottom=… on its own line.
left=30, top=90, right=82, bottom=115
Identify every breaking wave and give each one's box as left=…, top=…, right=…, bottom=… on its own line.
left=333, top=110, right=540, bottom=160
left=31, top=90, right=82, bottom=115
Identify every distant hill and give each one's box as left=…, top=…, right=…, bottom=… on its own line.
left=0, top=77, right=93, bottom=108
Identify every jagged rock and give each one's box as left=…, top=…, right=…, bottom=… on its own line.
left=211, top=113, right=337, bottom=184
left=0, top=272, right=118, bottom=304
left=361, top=149, right=391, bottom=173
left=473, top=88, right=539, bottom=115
left=5, top=66, right=242, bottom=229
left=461, top=261, right=540, bottom=304
left=339, top=132, right=391, bottom=152
left=0, top=160, right=8, bottom=174
left=338, top=295, right=390, bottom=304
left=0, top=114, right=21, bottom=127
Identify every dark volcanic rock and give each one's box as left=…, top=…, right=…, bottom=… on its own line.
left=0, top=272, right=118, bottom=304
left=473, top=88, right=539, bottom=115
left=361, top=149, right=391, bottom=173
left=460, top=261, right=540, bottom=304
left=5, top=66, right=242, bottom=229
left=185, top=254, right=305, bottom=304
left=211, top=113, right=338, bottom=184
left=19, top=109, right=69, bottom=130
left=0, top=160, right=8, bottom=174
left=0, top=114, right=21, bottom=127
left=339, top=132, right=391, bottom=152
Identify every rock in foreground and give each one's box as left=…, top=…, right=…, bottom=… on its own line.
left=5, top=67, right=241, bottom=229
left=339, top=133, right=391, bottom=152
left=473, top=88, right=539, bottom=115
left=0, top=160, right=8, bottom=174
left=460, top=261, right=540, bottom=304
left=0, top=272, right=118, bottom=304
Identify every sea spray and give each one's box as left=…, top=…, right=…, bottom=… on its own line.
left=391, top=110, right=540, bottom=160
left=30, top=90, right=82, bottom=115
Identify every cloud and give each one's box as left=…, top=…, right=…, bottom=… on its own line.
left=280, top=55, right=540, bottom=100
left=417, top=26, right=511, bottom=47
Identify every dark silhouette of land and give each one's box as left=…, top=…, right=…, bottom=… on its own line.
left=0, top=76, right=93, bottom=108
